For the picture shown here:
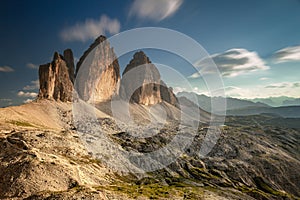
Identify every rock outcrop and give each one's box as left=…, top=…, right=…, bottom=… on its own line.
left=37, top=37, right=178, bottom=107
left=63, top=49, right=75, bottom=83
left=160, top=80, right=179, bottom=107
left=75, top=36, right=120, bottom=103
left=120, top=51, right=178, bottom=107
left=38, top=51, right=74, bottom=102
left=120, top=51, right=161, bottom=105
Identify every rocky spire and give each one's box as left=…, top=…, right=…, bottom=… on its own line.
left=120, top=51, right=178, bottom=107
left=75, top=35, right=120, bottom=103
left=38, top=51, right=74, bottom=102
left=63, top=49, right=75, bottom=83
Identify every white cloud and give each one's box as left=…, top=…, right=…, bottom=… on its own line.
left=260, top=77, right=270, bottom=81
left=273, top=45, right=300, bottom=63
left=173, top=86, right=186, bottom=94
left=224, top=82, right=300, bottom=99
left=0, top=98, right=12, bottom=102
left=175, top=81, right=300, bottom=99
left=60, top=15, right=121, bottom=42
left=264, top=82, right=300, bottom=89
left=17, top=91, right=38, bottom=98
left=0, top=66, right=14, bottom=72
left=23, top=99, right=34, bottom=104
left=23, top=79, right=39, bottom=91
left=189, top=72, right=201, bottom=79
left=129, top=0, right=183, bottom=21
left=190, top=48, right=269, bottom=78
left=26, top=63, right=38, bottom=69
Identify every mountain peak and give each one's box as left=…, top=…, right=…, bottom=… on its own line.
left=38, top=49, right=74, bottom=102
left=75, top=35, right=120, bottom=103
left=133, top=51, right=150, bottom=62
left=120, top=51, right=178, bottom=106
left=122, top=51, right=151, bottom=76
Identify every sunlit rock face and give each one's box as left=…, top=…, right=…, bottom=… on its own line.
left=75, top=35, right=120, bottom=103
left=38, top=51, right=74, bottom=102
left=120, top=51, right=178, bottom=106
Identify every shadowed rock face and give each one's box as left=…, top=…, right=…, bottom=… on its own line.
left=63, top=49, right=75, bottom=83
left=38, top=51, right=74, bottom=102
left=75, top=36, right=120, bottom=103
left=120, top=51, right=178, bottom=106
left=160, top=80, right=179, bottom=107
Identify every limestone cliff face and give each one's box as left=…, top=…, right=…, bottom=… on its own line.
left=120, top=51, right=161, bottom=105
left=38, top=51, right=74, bottom=102
left=120, top=51, right=178, bottom=107
left=75, top=36, right=120, bottom=103
left=160, top=80, right=179, bottom=107
left=37, top=37, right=177, bottom=107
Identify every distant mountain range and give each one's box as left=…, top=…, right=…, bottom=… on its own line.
left=226, top=105, right=300, bottom=118
left=177, top=92, right=269, bottom=112
left=177, top=92, right=300, bottom=118
left=247, top=96, right=300, bottom=107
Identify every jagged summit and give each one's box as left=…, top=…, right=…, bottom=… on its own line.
left=75, top=35, right=108, bottom=76
left=120, top=50, right=178, bottom=106
left=38, top=50, right=74, bottom=102
left=38, top=38, right=178, bottom=107
left=74, top=35, right=120, bottom=103
left=120, top=51, right=161, bottom=105
left=122, top=51, right=152, bottom=75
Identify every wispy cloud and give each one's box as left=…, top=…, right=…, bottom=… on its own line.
left=174, top=82, right=300, bottom=99
left=264, top=82, right=300, bottom=89
left=26, top=63, right=38, bottom=69
left=260, top=77, right=270, bottom=81
left=223, top=82, right=300, bottom=99
left=23, top=79, right=39, bottom=91
left=0, top=98, right=12, bottom=107
left=129, top=0, right=183, bottom=22
left=23, top=99, right=34, bottom=104
left=60, top=15, right=120, bottom=42
left=0, top=98, right=12, bottom=102
left=273, top=45, right=300, bottom=63
left=0, top=66, right=14, bottom=72
left=190, top=48, right=269, bottom=78
left=17, top=91, right=38, bottom=98
left=173, top=86, right=186, bottom=94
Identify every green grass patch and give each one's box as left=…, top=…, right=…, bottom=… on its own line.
left=8, top=120, right=35, bottom=127
left=94, top=181, right=205, bottom=199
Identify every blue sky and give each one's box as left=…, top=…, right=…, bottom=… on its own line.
left=0, top=0, right=300, bottom=107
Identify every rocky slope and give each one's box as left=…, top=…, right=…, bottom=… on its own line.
left=0, top=100, right=299, bottom=199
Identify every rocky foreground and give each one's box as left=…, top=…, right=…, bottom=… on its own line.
left=0, top=100, right=299, bottom=200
